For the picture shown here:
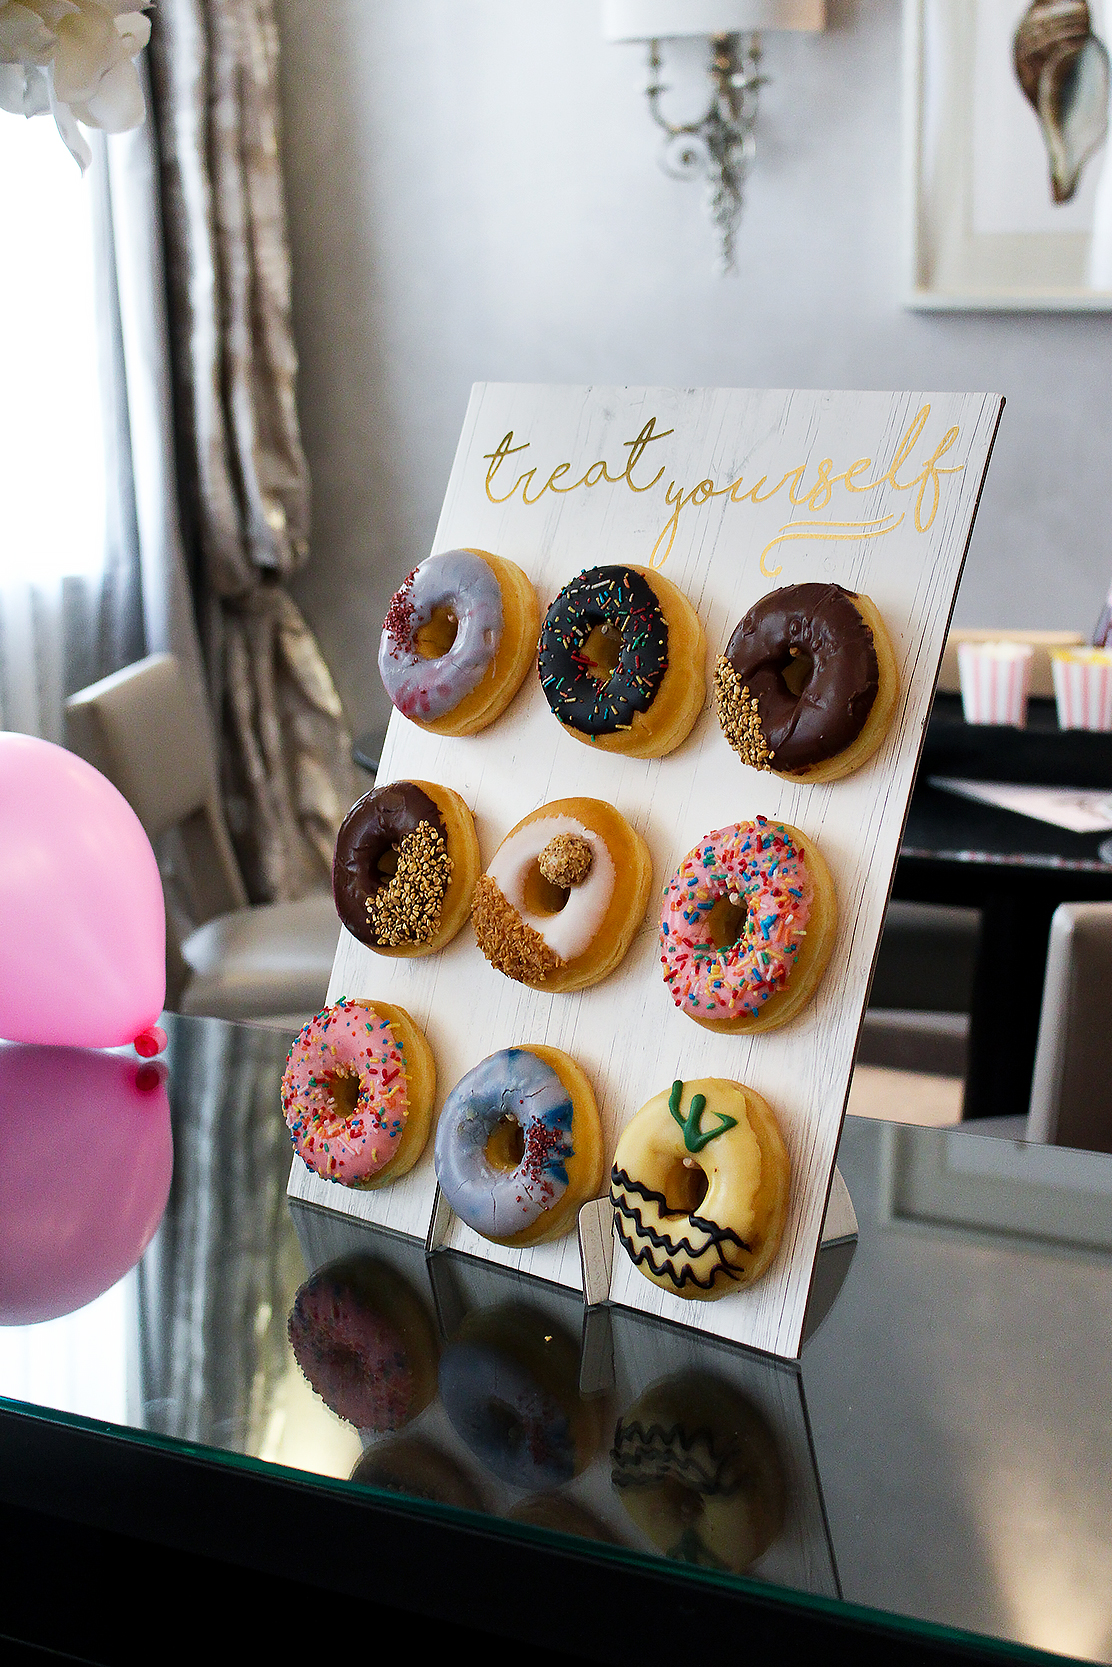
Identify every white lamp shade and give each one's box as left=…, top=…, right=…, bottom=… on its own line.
left=602, top=0, right=825, bottom=40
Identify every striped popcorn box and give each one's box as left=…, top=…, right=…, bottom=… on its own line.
left=1051, top=648, right=1112, bottom=730
left=957, top=641, right=1033, bottom=726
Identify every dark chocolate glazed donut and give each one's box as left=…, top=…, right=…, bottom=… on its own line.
left=715, top=583, right=879, bottom=774
left=538, top=565, right=668, bottom=737
left=332, top=782, right=451, bottom=948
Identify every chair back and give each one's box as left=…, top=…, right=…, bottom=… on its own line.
left=1028, top=901, right=1112, bottom=1153
left=65, top=653, right=248, bottom=924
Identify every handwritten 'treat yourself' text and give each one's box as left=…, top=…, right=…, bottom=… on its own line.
left=482, top=406, right=963, bottom=573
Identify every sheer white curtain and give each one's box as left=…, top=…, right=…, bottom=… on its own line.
left=0, top=88, right=207, bottom=743
left=0, top=115, right=142, bottom=739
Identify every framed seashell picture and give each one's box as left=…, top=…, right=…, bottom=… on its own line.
left=905, top=0, right=1112, bottom=308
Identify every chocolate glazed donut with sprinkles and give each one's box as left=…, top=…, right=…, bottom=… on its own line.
left=538, top=563, right=707, bottom=758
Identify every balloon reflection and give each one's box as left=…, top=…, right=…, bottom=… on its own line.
left=0, top=1043, right=172, bottom=1324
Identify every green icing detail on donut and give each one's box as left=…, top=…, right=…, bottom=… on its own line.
left=668, top=1079, right=738, bottom=1153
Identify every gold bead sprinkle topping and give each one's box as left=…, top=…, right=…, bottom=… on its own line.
left=713, top=655, right=774, bottom=772
left=365, top=819, right=453, bottom=947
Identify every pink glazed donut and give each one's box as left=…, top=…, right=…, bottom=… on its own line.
left=281, top=999, right=437, bottom=1188
left=659, top=817, right=837, bottom=1034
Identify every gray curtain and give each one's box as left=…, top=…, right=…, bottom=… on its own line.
left=146, top=0, right=354, bottom=905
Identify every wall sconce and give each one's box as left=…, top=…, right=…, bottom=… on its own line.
left=602, top=1, right=826, bottom=272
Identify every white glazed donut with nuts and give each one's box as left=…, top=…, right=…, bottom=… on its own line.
left=470, top=796, right=655, bottom=993
left=486, top=818, right=615, bottom=962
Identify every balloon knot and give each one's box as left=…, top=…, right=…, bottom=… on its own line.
left=134, top=1026, right=167, bottom=1058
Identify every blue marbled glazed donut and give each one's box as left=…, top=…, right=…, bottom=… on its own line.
left=434, top=1048, right=574, bottom=1242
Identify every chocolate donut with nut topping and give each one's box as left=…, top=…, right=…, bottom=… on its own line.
left=332, top=779, right=480, bottom=957
left=714, top=582, right=898, bottom=783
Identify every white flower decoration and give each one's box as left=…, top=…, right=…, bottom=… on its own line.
left=0, top=1, right=151, bottom=169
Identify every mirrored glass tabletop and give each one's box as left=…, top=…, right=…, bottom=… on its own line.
left=1, top=1013, right=1110, bottom=1664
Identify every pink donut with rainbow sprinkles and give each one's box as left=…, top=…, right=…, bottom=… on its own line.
left=281, top=998, right=436, bottom=1188
left=658, top=816, right=836, bottom=1034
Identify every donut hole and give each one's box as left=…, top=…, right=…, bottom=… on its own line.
left=778, top=646, right=814, bottom=698
left=580, top=621, right=623, bottom=683
left=660, top=1475, right=706, bottom=1528
left=326, top=1069, right=362, bottom=1121
left=485, top=1113, right=526, bottom=1172
left=375, top=846, right=400, bottom=884
left=663, top=1158, right=709, bottom=1216
left=415, top=606, right=459, bottom=660
left=704, top=896, right=749, bottom=952
left=522, top=860, right=570, bottom=917
left=487, top=1398, right=528, bottom=1456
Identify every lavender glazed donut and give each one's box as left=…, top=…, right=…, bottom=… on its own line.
left=378, top=548, right=539, bottom=736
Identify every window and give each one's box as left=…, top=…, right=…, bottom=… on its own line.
left=0, top=114, right=105, bottom=585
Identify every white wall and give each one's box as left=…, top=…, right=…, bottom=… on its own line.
left=276, top=0, right=1112, bottom=745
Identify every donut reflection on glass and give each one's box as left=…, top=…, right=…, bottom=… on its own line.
left=282, top=999, right=436, bottom=1189
left=434, top=1045, right=603, bottom=1247
left=471, top=797, right=652, bottom=993
left=332, top=779, right=480, bottom=957
left=538, top=564, right=706, bottom=757
left=610, top=1078, right=790, bottom=1301
left=612, top=1371, right=786, bottom=1572
left=659, top=818, right=836, bottom=1034
left=507, top=1495, right=622, bottom=1544
left=379, top=548, right=539, bottom=736
left=351, top=1436, right=486, bottom=1511
left=288, top=1257, right=439, bottom=1432
left=714, top=582, right=898, bottom=783
left=439, top=1304, right=604, bottom=1490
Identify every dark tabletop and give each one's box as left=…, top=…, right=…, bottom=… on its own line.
left=0, top=1014, right=1110, bottom=1664
left=903, top=694, right=1112, bottom=873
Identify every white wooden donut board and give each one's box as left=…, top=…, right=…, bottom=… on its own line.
left=288, top=382, right=1004, bottom=1362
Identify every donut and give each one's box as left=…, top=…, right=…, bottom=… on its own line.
left=439, top=1304, right=604, bottom=1488
left=538, top=564, right=706, bottom=757
left=471, top=797, right=652, bottom=992
left=282, top=999, right=436, bottom=1188
left=714, top=582, right=898, bottom=783
left=434, top=1045, right=603, bottom=1248
left=659, top=817, right=836, bottom=1033
left=507, top=1495, right=622, bottom=1545
left=287, top=1256, right=439, bottom=1431
left=610, top=1078, right=790, bottom=1301
left=351, top=1437, right=486, bottom=1511
left=332, top=779, right=480, bottom=957
left=379, top=547, right=539, bottom=736
left=612, top=1371, right=786, bottom=1570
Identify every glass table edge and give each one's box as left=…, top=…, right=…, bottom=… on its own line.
left=0, top=1392, right=1069, bottom=1665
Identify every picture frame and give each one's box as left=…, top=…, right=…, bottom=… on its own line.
left=904, top=0, right=1112, bottom=310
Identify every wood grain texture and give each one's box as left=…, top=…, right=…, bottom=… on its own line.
left=289, top=383, right=1003, bottom=1359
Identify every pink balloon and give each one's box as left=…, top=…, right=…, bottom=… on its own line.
left=0, top=733, right=165, bottom=1047
left=0, top=1043, right=173, bottom=1324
